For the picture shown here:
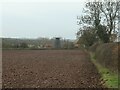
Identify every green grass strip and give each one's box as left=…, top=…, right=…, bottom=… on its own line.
left=90, top=52, right=119, bottom=88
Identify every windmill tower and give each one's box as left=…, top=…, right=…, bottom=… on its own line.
left=54, top=37, right=61, bottom=49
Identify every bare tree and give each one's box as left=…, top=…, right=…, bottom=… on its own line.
left=77, top=0, right=120, bottom=43
left=100, top=0, right=120, bottom=41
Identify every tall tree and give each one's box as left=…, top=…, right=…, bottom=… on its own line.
left=100, top=0, right=120, bottom=42
left=77, top=0, right=120, bottom=43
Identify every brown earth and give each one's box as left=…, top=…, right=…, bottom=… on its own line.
left=2, top=50, right=103, bottom=88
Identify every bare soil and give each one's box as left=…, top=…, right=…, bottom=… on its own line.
left=2, top=50, right=103, bottom=88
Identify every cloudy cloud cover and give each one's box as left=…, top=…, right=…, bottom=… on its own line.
left=0, top=0, right=86, bottom=39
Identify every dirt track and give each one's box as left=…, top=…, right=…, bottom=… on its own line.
left=2, top=50, right=103, bottom=88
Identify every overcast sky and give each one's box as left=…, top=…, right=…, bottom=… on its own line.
left=0, top=0, right=86, bottom=39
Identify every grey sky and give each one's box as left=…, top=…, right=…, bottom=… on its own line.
left=1, top=0, right=86, bottom=39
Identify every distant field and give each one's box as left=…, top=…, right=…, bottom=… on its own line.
left=2, top=50, right=103, bottom=88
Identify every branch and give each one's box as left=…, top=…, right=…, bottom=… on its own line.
left=100, top=4, right=109, bottom=23
left=112, top=1, right=120, bottom=19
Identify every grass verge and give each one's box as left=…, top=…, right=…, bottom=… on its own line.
left=89, top=52, right=119, bottom=88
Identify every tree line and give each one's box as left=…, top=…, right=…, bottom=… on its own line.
left=2, top=38, right=75, bottom=49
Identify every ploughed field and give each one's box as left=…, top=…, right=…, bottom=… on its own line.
left=2, top=50, right=103, bottom=88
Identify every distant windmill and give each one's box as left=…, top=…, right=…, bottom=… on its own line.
left=54, top=37, right=61, bottom=49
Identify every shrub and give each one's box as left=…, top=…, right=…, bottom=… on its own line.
left=95, top=43, right=118, bottom=73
